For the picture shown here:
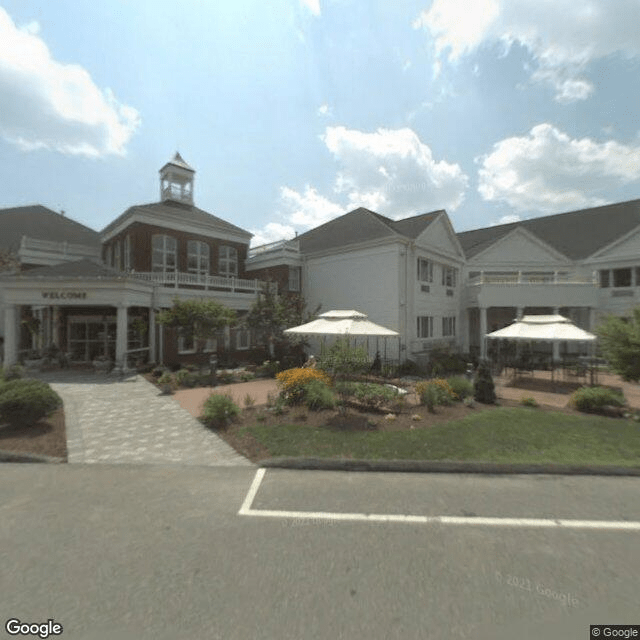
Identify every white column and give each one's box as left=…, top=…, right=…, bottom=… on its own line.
left=516, top=307, right=524, bottom=320
left=116, top=305, right=128, bottom=366
left=3, top=305, right=18, bottom=366
left=553, top=307, right=560, bottom=362
left=480, top=307, right=487, bottom=360
left=589, top=307, right=596, bottom=332
left=148, top=309, right=156, bottom=362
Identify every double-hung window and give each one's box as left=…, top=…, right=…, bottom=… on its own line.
left=442, top=266, right=457, bottom=287
left=417, top=258, right=433, bottom=283
left=288, top=267, right=300, bottom=292
left=123, top=235, right=131, bottom=271
left=187, top=240, right=209, bottom=278
left=152, top=235, right=177, bottom=274
left=442, top=317, right=456, bottom=337
left=417, top=316, right=434, bottom=338
left=219, top=246, right=238, bottom=277
left=114, top=240, right=121, bottom=271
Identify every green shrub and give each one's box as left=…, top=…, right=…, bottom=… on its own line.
left=157, top=372, right=173, bottom=385
left=352, top=382, right=399, bottom=409
left=175, top=369, right=190, bottom=386
left=520, top=396, right=538, bottom=407
left=239, top=372, right=255, bottom=382
left=570, top=386, right=625, bottom=414
left=415, top=379, right=456, bottom=407
left=202, top=393, right=241, bottom=428
left=304, top=379, right=336, bottom=411
left=397, top=359, right=423, bottom=377
left=0, top=379, right=62, bottom=426
left=474, top=361, right=496, bottom=404
left=446, top=376, right=474, bottom=400
left=428, top=347, right=467, bottom=377
left=218, top=371, right=235, bottom=385
left=2, top=364, right=25, bottom=381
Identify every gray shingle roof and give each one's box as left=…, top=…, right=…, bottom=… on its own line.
left=0, top=259, right=122, bottom=280
left=457, top=199, right=640, bottom=261
left=297, top=207, right=439, bottom=254
left=100, top=200, right=252, bottom=239
left=0, top=205, right=100, bottom=253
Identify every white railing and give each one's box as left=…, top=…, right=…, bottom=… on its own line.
left=467, top=272, right=597, bottom=286
left=20, top=236, right=101, bottom=259
left=129, top=271, right=277, bottom=293
left=248, top=238, right=299, bottom=258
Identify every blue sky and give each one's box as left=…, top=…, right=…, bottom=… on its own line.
left=1, top=0, right=640, bottom=245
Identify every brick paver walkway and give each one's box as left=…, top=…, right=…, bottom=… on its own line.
left=34, top=371, right=252, bottom=466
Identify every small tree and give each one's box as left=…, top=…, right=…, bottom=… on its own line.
left=595, top=308, right=640, bottom=382
left=157, top=298, right=236, bottom=369
left=246, top=286, right=319, bottom=364
left=474, top=360, right=496, bottom=404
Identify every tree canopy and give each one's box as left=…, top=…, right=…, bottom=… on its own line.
left=245, top=288, right=319, bottom=359
left=595, top=308, right=640, bottom=382
left=157, top=298, right=236, bottom=353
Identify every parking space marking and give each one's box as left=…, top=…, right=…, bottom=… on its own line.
left=238, top=469, right=640, bottom=530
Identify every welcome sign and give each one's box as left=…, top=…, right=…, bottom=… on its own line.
left=41, top=291, right=88, bottom=300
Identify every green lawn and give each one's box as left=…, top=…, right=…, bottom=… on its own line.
left=241, top=408, right=640, bottom=466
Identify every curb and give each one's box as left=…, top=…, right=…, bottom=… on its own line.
left=261, top=457, right=640, bottom=476
left=0, top=449, right=65, bottom=464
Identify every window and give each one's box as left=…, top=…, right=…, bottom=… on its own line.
left=203, top=337, right=217, bottom=353
left=106, top=246, right=112, bottom=267
left=636, top=267, right=640, bottom=287
left=219, top=246, right=238, bottom=277
left=124, top=235, right=131, bottom=271
left=236, top=327, right=250, bottom=350
left=442, top=266, right=457, bottom=287
left=613, top=268, right=631, bottom=287
left=417, top=258, right=433, bottom=283
left=178, top=333, right=195, bottom=354
left=442, top=317, right=456, bottom=337
left=288, top=266, right=300, bottom=292
left=599, top=270, right=610, bottom=288
left=114, top=240, right=121, bottom=271
left=152, top=235, right=177, bottom=273
left=417, top=316, right=433, bottom=338
left=187, top=240, right=209, bottom=277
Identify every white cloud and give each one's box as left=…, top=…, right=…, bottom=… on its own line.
left=323, top=126, right=468, bottom=216
left=280, top=185, right=346, bottom=229
left=0, top=7, right=140, bottom=157
left=414, top=0, right=640, bottom=102
left=300, top=0, right=321, bottom=17
left=317, top=103, right=331, bottom=116
left=478, top=123, right=640, bottom=212
left=250, top=222, right=297, bottom=247
left=251, top=126, right=468, bottom=246
left=491, top=214, right=521, bottom=226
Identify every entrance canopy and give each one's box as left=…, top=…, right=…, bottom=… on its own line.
left=284, top=310, right=399, bottom=337
left=486, top=315, right=596, bottom=342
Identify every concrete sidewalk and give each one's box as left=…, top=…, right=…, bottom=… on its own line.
left=34, top=370, right=252, bottom=466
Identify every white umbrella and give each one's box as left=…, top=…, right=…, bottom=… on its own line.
left=284, top=310, right=399, bottom=337
left=486, top=315, right=596, bottom=342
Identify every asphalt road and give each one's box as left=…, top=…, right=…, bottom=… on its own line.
left=1, top=464, right=639, bottom=640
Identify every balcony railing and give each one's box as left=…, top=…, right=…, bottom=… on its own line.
left=247, top=238, right=299, bottom=258
left=467, top=272, right=597, bottom=286
left=129, top=271, right=276, bottom=293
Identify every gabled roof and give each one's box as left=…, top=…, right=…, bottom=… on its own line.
left=100, top=200, right=252, bottom=239
left=297, top=207, right=439, bottom=254
left=458, top=199, right=640, bottom=261
left=0, top=205, right=100, bottom=253
left=160, top=152, right=195, bottom=173
left=1, top=259, right=122, bottom=280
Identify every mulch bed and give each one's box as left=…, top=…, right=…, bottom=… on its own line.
left=0, top=407, right=68, bottom=461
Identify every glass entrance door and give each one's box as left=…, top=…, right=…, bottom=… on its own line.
left=67, top=316, right=116, bottom=361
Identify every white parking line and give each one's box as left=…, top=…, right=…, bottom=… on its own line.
left=238, top=468, right=640, bottom=531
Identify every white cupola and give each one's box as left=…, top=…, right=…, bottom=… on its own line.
left=159, top=152, right=195, bottom=205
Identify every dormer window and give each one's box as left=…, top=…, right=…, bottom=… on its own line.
left=152, top=234, right=177, bottom=273
left=219, top=246, right=237, bottom=277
